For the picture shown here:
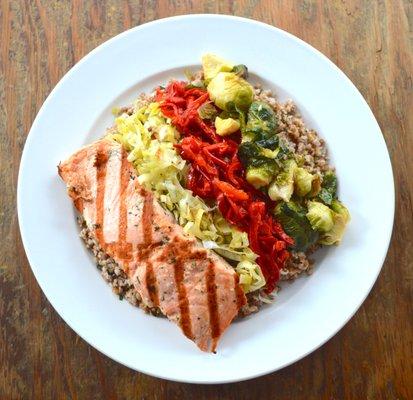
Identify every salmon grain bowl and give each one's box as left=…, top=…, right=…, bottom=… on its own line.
left=58, top=54, right=350, bottom=353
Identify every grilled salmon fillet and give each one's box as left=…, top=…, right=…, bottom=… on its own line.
left=58, top=138, right=246, bottom=352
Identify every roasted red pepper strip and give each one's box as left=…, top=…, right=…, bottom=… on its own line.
left=213, top=179, right=249, bottom=201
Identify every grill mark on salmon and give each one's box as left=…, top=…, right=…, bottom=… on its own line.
left=174, top=256, right=192, bottom=340
left=156, top=236, right=209, bottom=341
left=116, top=149, right=133, bottom=267
left=206, top=261, right=220, bottom=345
left=141, top=190, right=153, bottom=244
left=141, top=190, right=160, bottom=307
left=234, top=274, right=246, bottom=309
left=94, top=146, right=108, bottom=243
left=58, top=139, right=247, bottom=353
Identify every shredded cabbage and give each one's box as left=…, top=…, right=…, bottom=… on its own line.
left=107, top=101, right=265, bottom=293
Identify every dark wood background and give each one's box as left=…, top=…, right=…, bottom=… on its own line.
left=1, top=1, right=412, bottom=399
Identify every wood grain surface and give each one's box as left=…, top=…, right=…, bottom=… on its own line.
left=1, top=1, right=412, bottom=399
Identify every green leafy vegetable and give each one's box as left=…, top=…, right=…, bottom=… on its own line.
left=245, top=101, right=278, bottom=142
left=274, top=201, right=319, bottom=252
left=318, top=171, right=337, bottom=205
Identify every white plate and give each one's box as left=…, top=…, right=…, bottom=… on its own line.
left=18, top=15, right=394, bottom=383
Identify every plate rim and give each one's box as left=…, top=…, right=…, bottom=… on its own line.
left=17, top=14, right=395, bottom=384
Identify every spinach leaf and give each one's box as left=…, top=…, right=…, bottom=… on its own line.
left=318, top=171, right=338, bottom=205
left=274, top=201, right=319, bottom=252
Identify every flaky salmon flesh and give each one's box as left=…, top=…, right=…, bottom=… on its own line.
left=58, top=138, right=246, bottom=352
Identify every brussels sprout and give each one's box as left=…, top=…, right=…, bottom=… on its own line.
left=238, top=142, right=279, bottom=188
left=239, top=142, right=278, bottom=169
left=246, top=165, right=274, bottom=188
left=232, top=64, right=249, bottom=79
left=214, top=116, right=240, bottom=136
left=318, top=171, right=337, bottom=205
left=331, top=199, right=350, bottom=220
left=198, top=102, right=218, bottom=120
left=202, top=53, right=234, bottom=82
left=261, top=147, right=280, bottom=159
left=294, top=167, right=314, bottom=197
left=268, top=159, right=297, bottom=202
left=207, top=72, right=254, bottom=112
left=245, top=101, right=278, bottom=142
left=255, top=135, right=282, bottom=151
left=308, top=174, right=322, bottom=197
left=238, top=141, right=263, bottom=164
left=238, top=142, right=278, bottom=167
left=274, top=201, right=319, bottom=252
left=306, top=201, right=334, bottom=232
left=319, top=200, right=350, bottom=245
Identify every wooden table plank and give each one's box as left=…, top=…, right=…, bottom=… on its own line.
left=0, top=1, right=411, bottom=399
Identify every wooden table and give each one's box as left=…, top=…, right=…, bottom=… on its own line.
left=1, top=1, right=412, bottom=398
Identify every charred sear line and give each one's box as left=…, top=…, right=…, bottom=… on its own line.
left=206, top=261, right=220, bottom=342
left=234, top=274, right=246, bottom=309
left=156, top=236, right=208, bottom=340
left=94, top=146, right=108, bottom=243
left=145, top=262, right=160, bottom=307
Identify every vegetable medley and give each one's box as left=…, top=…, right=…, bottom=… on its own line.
left=108, top=53, right=350, bottom=295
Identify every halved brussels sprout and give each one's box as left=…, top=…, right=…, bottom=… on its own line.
left=331, top=199, right=350, bottom=220
left=214, top=116, right=240, bottom=136
left=268, top=159, right=297, bottom=202
left=294, top=167, right=314, bottom=197
left=207, top=72, right=254, bottom=112
left=246, top=165, right=273, bottom=188
left=238, top=141, right=279, bottom=188
left=306, top=201, right=334, bottom=232
left=202, top=53, right=234, bottom=82
left=308, top=174, right=322, bottom=197
left=319, top=200, right=350, bottom=245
